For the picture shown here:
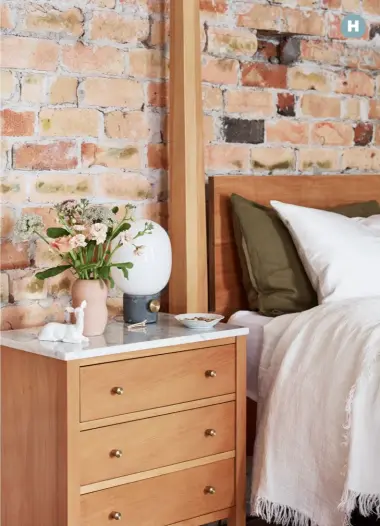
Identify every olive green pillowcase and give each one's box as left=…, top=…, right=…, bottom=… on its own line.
left=230, top=194, right=380, bottom=317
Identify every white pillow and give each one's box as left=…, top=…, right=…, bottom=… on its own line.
left=270, top=200, right=380, bottom=303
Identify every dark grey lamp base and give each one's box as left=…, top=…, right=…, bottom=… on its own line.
left=123, top=292, right=161, bottom=324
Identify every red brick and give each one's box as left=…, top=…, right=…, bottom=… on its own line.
left=39, top=109, right=100, bottom=137
left=336, top=71, right=374, bottom=97
left=299, top=149, right=340, bottom=172
left=62, top=43, right=124, bottom=75
left=277, top=93, right=295, bottom=117
left=0, top=241, right=29, bottom=271
left=31, top=174, right=94, bottom=203
left=0, top=173, right=26, bottom=204
left=205, top=144, right=250, bottom=171
left=0, top=273, right=9, bottom=302
left=98, top=173, right=153, bottom=200
left=300, top=40, right=344, bottom=66
left=284, top=8, right=325, bottom=36
left=148, top=144, right=168, bottom=169
left=375, top=126, right=380, bottom=146
left=203, top=85, right=223, bottom=111
left=50, top=77, right=78, bottom=104
left=81, top=142, right=141, bottom=169
left=83, top=78, right=144, bottom=108
left=237, top=4, right=282, bottom=31
left=0, top=4, right=14, bottom=29
left=150, top=20, right=169, bottom=46
left=343, top=98, right=367, bottom=120
left=13, top=142, right=78, bottom=171
left=202, top=57, right=239, bottom=85
left=207, top=28, right=258, bottom=56
left=148, top=82, right=168, bottom=107
left=203, top=115, right=215, bottom=143
left=21, top=74, right=46, bottom=104
left=0, top=302, right=66, bottom=331
left=266, top=121, right=309, bottom=145
left=312, top=122, right=354, bottom=146
left=1, top=71, right=16, bottom=101
left=105, top=111, right=149, bottom=140
left=369, top=101, right=380, bottom=119
left=90, top=13, right=149, bottom=43
left=363, top=0, right=380, bottom=15
left=354, top=123, right=373, bottom=146
left=322, top=0, right=342, bottom=7
left=0, top=207, right=15, bottom=238
left=288, top=67, right=331, bottom=92
left=342, top=148, right=380, bottom=171
left=22, top=6, right=84, bottom=37
left=0, top=36, right=59, bottom=71
left=256, top=40, right=280, bottom=62
left=10, top=270, right=48, bottom=301
left=1, top=110, right=35, bottom=137
left=251, top=148, right=295, bottom=171
left=200, top=0, right=227, bottom=14
left=226, top=89, right=275, bottom=116
left=241, top=63, right=287, bottom=89
left=130, top=50, right=169, bottom=79
left=23, top=207, right=58, bottom=229
left=301, top=94, right=341, bottom=118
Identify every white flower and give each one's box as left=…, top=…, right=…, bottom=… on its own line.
left=120, top=231, right=134, bottom=245
left=134, top=245, right=145, bottom=256
left=13, top=214, right=44, bottom=242
left=89, top=223, right=108, bottom=245
left=69, top=234, right=87, bottom=249
left=73, top=224, right=86, bottom=231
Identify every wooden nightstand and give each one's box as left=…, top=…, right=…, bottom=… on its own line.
left=1, top=313, right=248, bottom=526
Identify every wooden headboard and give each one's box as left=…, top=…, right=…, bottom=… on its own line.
left=208, top=174, right=380, bottom=318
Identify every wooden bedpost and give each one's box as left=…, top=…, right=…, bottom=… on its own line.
left=168, top=0, right=208, bottom=314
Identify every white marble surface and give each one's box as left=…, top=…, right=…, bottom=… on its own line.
left=0, top=313, right=249, bottom=361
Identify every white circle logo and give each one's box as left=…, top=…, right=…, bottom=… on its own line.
left=341, top=14, right=366, bottom=38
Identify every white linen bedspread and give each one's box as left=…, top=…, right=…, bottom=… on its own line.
left=251, top=297, right=380, bottom=526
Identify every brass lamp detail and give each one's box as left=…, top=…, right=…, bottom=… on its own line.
left=204, top=486, right=216, bottom=495
left=110, top=449, right=123, bottom=458
left=205, top=370, right=216, bottom=378
left=205, top=428, right=216, bottom=437
left=112, top=386, right=124, bottom=395
left=149, top=299, right=161, bottom=313
left=110, top=511, right=122, bottom=520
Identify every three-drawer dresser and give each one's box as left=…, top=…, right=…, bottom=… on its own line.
left=0, top=313, right=248, bottom=526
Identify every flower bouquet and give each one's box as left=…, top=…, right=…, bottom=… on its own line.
left=14, top=199, right=153, bottom=335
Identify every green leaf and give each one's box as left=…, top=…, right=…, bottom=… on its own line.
left=35, top=265, right=71, bottom=280
left=116, top=265, right=129, bottom=279
left=111, top=222, right=131, bottom=241
left=108, top=275, right=115, bottom=288
left=111, top=206, right=119, bottom=214
left=46, top=227, right=70, bottom=239
left=97, top=267, right=110, bottom=280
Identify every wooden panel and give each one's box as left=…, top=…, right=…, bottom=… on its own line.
left=208, top=174, right=380, bottom=317
left=168, top=0, right=208, bottom=314
left=80, top=458, right=235, bottom=526
left=1, top=347, right=80, bottom=526
left=169, top=507, right=233, bottom=525
left=231, top=336, right=247, bottom=526
left=80, top=393, right=235, bottom=431
left=81, top=451, right=235, bottom=495
left=80, top=402, right=235, bottom=485
left=80, top=345, right=236, bottom=421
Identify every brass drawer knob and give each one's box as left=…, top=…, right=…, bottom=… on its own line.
left=112, top=387, right=124, bottom=395
left=205, top=428, right=216, bottom=437
left=205, top=370, right=216, bottom=378
left=110, top=511, right=122, bottom=520
left=110, top=449, right=123, bottom=458
left=205, top=486, right=216, bottom=495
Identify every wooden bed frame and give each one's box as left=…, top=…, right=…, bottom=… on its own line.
left=208, top=174, right=380, bottom=318
left=207, top=174, right=380, bottom=454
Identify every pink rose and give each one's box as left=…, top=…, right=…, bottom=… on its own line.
left=51, top=237, right=71, bottom=253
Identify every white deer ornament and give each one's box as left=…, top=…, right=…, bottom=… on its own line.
left=38, top=301, right=89, bottom=344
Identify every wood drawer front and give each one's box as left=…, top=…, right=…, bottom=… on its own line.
left=80, top=402, right=235, bottom=486
left=80, top=458, right=235, bottom=526
left=80, top=345, right=235, bottom=422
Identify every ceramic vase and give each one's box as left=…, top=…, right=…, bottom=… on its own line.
left=71, top=279, right=108, bottom=337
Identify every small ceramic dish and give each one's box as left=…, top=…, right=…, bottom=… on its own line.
left=175, top=313, right=224, bottom=329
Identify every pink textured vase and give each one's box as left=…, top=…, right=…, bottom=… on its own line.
left=71, top=279, right=108, bottom=337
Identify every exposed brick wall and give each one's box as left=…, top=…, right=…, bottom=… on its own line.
left=1, top=0, right=380, bottom=329
left=202, top=0, right=380, bottom=175
left=0, top=0, right=169, bottom=329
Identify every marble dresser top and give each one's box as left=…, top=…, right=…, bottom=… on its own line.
left=0, top=313, right=249, bottom=361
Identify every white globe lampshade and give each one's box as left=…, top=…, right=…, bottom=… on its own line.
left=110, top=219, right=172, bottom=296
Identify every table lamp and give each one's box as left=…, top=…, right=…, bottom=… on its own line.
left=111, top=219, right=172, bottom=324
